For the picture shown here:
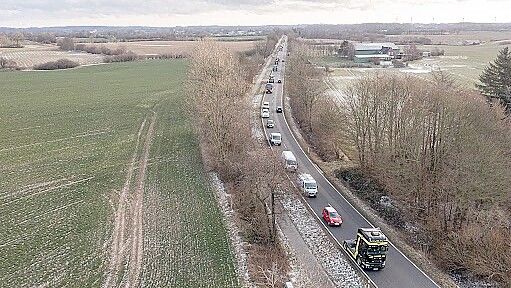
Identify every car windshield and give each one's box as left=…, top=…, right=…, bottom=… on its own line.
left=273, top=135, right=281, bottom=140
left=329, top=211, right=338, bottom=218
left=268, top=120, right=273, bottom=124
left=305, top=183, right=317, bottom=189
left=287, top=160, right=296, bottom=165
left=366, top=245, right=388, bottom=254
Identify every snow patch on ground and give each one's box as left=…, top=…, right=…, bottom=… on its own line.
left=451, top=271, right=498, bottom=288
left=280, top=192, right=363, bottom=288
left=209, top=173, right=253, bottom=288
left=440, top=55, right=468, bottom=60
left=399, top=68, right=432, bottom=74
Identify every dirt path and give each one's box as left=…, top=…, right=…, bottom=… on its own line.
left=103, top=113, right=154, bottom=288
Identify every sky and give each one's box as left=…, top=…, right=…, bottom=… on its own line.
left=1, top=0, right=510, bottom=28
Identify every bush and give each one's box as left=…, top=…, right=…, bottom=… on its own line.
left=403, top=44, right=423, bottom=61
left=431, top=47, right=445, bottom=56
left=337, top=168, right=406, bottom=229
left=103, top=52, right=139, bottom=63
left=33, top=59, right=79, bottom=70
left=0, top=57, right=19, bottom=70
left=57, top=37, right=75, bottom=51
left=392, top=60, right=406, bottom=68
left=74, top=44, right=126, bottom=55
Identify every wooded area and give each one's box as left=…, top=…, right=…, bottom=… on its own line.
left=342, top=72, right=511, bottom=284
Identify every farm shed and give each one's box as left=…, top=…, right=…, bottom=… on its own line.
left=353, top=42, right=400, bottom=63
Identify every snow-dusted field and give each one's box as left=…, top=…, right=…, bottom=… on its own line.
left=0, top=44, right=103, bottom=69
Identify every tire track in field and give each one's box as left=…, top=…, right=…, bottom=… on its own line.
left=104, top=117, right=147, bottom=288
left=125, top=111, right=156, bottom=288
left=104, top=111, right=156, bottom=288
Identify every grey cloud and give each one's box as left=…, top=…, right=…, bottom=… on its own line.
left=1, top=0, right=273, bottom=15
left=0, top=0, right=507, bottom=26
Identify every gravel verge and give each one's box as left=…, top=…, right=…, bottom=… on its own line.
left=280, top=192, right=363, bottom=288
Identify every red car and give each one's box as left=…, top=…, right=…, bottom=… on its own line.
left=322, top=206, right=342, bottom=226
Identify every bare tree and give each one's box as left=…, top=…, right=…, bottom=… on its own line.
left=58, top=37, right=75, bottom=51
left=287, top=42, right=327, bottom=133
left=12, top=33, right=24, bottom=48
left=339, top=72, right=511, bottom=285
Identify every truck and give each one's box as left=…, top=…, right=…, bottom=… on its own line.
left=297, top=173, right=317, bottom=197
left=343, top=228, right=389, bottom=270
left=281, top=150, right=297, bottom=171
left=265, top=83, right=273, bottom=94
left=270, top=132, right=282, bottom=146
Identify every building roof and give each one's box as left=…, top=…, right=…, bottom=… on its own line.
left=354, top=42, right=399, bottom=51
left=354, top=54, right=393, bottom=59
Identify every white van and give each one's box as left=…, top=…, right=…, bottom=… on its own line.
left=281, top=150, right=297, bottom=171
left=270, top=133, right=282, bottom=146
left=298, top=173, right=318, bottom=197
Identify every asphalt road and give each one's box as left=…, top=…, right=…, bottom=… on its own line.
left=259, top=36, right=440, bottom=288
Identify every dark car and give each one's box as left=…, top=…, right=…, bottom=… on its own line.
left=276, top=106, right=283, bottom=113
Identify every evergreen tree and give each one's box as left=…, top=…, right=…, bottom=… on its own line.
left=477, top=47, right=511, bottom=113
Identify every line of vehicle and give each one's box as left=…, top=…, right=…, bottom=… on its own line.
left=259, top=38, right=376, bottom=288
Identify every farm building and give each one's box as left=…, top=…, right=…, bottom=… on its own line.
left=353, top=43, right=400, bottom=63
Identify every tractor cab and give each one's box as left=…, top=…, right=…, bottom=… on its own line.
left=343, top=228, right=389, bottom=270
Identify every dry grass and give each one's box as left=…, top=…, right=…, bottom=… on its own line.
left=101, top=40, right=260, bottom=56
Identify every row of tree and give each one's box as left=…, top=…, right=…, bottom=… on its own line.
left=0, top=34, right=24, bottom=48
left=187, top=39, right=289, bottom=286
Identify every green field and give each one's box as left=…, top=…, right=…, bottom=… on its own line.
left=319, top=42, right=508, bottom=86
left=414, top=43, right=505, bottom=85
left=0, top=61, right=238, bottom=287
